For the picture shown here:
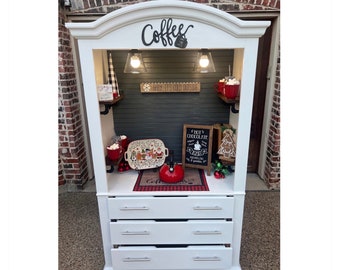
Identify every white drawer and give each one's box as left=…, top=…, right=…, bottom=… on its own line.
left=111, top=245, right=232, bottom=270
left=108, top=196, right=234, bottom=219
left=110, top=220, right=233, bottom=245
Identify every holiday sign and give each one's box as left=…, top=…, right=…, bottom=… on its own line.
left=182, top=124, right=213, bottom=175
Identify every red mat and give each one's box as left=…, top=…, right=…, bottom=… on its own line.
left=133, top=168, right=209, bottom=191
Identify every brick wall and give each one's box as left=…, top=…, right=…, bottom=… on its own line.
left=264, top=42, right=280, bottom=189
left=68, top=0, right=280, bottom=14
left=58, top=0, right=280, bottom=190
left=58, top=6, right=89, bottom=190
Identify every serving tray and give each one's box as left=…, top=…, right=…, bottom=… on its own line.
left=124, top=139, right=168, bottom=170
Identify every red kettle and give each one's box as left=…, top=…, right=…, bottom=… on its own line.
left=159, top=150, right=184, bottom=183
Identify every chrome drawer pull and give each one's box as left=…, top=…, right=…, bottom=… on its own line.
left=193, top=206, right=222, bottom=210
left=119, top=206, right=149, bottom=211
left=123, top=257, right=151, bottom=262
left=121, top=230, right=150, bottom=235
left=193, top=230, right=222, bottom=235
left=193, top=256, right=221, bottom=261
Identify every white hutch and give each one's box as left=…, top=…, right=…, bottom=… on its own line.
left=66, top=1, right=270, bottom=269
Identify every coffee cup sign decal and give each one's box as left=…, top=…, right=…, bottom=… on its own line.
left=174, top=34, right=188, bottom=48
left=141, top=18, right=194, bottom=48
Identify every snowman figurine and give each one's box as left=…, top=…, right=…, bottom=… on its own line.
left=194, top=140, right=201, bottom=151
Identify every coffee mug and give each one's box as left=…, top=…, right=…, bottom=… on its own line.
left=107, top=146, right=123, bottom=160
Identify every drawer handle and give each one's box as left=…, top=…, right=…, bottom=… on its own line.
left=121, top=230, right=150, bottom=235
left=193, top=206, right=222, bottom=210
left=123, top=257, right=151, bottom=262
left=193, top=256, right=221, bottom=261
left=119, top=206, right=149, bottom=211
left=193, top=230, right=222, bottom=235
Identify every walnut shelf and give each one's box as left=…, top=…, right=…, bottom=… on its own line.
left=217, top=93, right=239, bottom=113
left=99, top=95, right=124, bottom=115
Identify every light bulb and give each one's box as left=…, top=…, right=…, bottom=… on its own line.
left=130, top=55, right=141, bottom=68
left=199, top=55, right=209, bottom=68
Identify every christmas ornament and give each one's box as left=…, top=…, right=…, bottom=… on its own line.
left=118, top=161, right=130, bottom=172
left=212, top=160, right=232, bottom=179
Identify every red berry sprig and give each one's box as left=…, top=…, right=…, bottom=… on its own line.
left=118, top=161, right=130, bottom=172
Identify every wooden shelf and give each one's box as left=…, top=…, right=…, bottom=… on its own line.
left=217, top=93, right=239, bottom=113
left=99, top=94, right=124, bottom=115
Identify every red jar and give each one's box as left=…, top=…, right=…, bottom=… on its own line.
left=225, top=84, right=239, bottom=99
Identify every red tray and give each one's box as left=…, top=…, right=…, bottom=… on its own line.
left=124, top=139, right=169, bottom=170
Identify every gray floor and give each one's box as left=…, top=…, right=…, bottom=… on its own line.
left=59, top=175, right=279, bottom=270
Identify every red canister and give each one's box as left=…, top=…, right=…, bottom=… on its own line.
left=225, top=84, right=239, bottom=99
left=214, top=82, right=225, bottom=94
left=107, top=144, right=123, bottom=160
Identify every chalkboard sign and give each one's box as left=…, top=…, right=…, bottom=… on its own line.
left=182, top=124, right=213, bottom=175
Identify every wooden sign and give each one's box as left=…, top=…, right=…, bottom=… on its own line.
left=182, top=124, right=213, bottom=175
left=140, top=82, right=200, bottom=93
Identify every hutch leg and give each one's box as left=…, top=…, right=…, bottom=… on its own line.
left=231, top=193, right=245, bottom=269
left=97, top=195, right=113, bottom=270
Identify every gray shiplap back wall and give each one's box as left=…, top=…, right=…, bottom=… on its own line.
left=110, top=49, right=234, bottom=162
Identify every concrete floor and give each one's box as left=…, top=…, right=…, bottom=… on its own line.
left=245, top=173, right=269, bottom=191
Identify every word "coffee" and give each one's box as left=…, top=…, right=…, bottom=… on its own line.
left=141, top=18, right=194, bottom=47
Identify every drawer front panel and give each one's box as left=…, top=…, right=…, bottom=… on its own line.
left=108, top=196, right=234, bottom=219
left=110, top=220, right=233, bottom=245
left=111, top=246, right=232, bottom=270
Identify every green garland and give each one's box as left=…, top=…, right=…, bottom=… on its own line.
left=220, top=125, right=236, bottom=135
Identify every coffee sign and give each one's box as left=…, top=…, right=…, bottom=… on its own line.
left=141, top=18, right=194, bottom=48
left=182, top=124, right=213, bottom=175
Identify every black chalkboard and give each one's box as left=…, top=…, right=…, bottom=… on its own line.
left=182, top=124, right=213, bottom=175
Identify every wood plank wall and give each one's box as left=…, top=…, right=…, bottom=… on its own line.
left=109, top=49, right=234, bottom=162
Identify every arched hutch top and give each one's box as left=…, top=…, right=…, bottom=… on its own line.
left=66, top=1, right=269, bottom=42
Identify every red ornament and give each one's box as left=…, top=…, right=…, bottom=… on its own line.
left=214, top=171, right=221, bottom=179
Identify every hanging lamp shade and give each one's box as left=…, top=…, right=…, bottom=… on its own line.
left=124, top=50, right=147, bottom=73
left=194, top=49, right=216, bottom=73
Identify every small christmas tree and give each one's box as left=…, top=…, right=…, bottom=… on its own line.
left=217, top=128, right=236, bottom=163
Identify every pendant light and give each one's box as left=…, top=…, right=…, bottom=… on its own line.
left=124, top=50, right=147, bottom=73
left=194, top=49, right=216, bottom=73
